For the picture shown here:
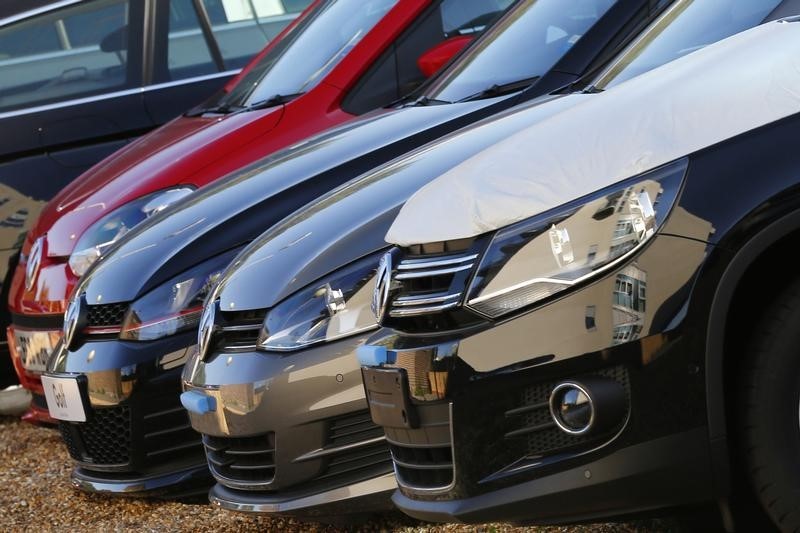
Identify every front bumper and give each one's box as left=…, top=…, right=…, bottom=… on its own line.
left=183, top=332, right=395, bottom=515
left=72, top=463, right=210, bottom=498
left=364, top=234, right=717, bottom=523
left=49, top=330, right=211, bottom=495
left=210, top=473, right=396, bottom=517
left=7, top=324, right=63, bottom=424
left=392, top=428, right=712, bottom=524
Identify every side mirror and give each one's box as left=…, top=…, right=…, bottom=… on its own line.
left=417, top=35, right=473, bottom=78
left=100, top=26, right=128, bottom=53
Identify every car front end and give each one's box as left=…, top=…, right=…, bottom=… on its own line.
left=359, top=159, right=718, bottom=523
left=358, top=17, right=800, bottom=525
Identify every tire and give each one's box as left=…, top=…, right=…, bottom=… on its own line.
left=738, top=279, right=800, bottom=532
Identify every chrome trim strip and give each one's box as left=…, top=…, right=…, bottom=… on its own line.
left=389, top=301, right=459, bottom=317
left=220, top=343, right=258, bottom=351
left=208, top=464, right=275, bottom=490
left=393, top=292, right=461, bottom=306
left=398, top=254, right=478, bottom=269
left=221, top=324, right=262, bottom=332
left=0, top=70, right=239, bottom=119
left=395, top=264, right=473, bottom=280
left=0, top=0, right=82, bottom=27
left=210, top=472, right=396, bottom=513
left=292, top=435, right=386, bottom=463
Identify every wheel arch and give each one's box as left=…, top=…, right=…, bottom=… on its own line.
left=706, top=209, right=800, bottom=492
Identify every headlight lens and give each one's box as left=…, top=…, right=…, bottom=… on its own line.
left=119, top=250, right=237, bottom=341
left=68, top=187, right=194, bottom=276
left=465, top=159, right=686, bottom=318
left=257, top=252, right=382, bottom=351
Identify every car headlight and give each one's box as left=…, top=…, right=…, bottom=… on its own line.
left=68, top=187, right=194, bottom=276
left=119, top=250, right=237, bottom=341
left=464, top=159, right=687, bottom=318
left=257, top=252, right=382, bottom=351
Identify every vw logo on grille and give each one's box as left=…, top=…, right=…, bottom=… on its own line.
left=63, top=294, right=83, bottom=350
left=372, top=251, right=393, bottom=323
left=25, top=236, right=45, bottom=291
left=197, top=300, right=217, bottom=361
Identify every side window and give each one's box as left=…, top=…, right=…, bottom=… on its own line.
left=167, top=0, right=219, bottom=79
left=342, top=0, right=510, bottom=115
left=0, top=0, right=134, bottom=113
left=199, top=0, right=312, bottom=70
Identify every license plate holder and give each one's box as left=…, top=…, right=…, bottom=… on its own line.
left=41, top=373, right=89, bottom=422
left=362, top=366, right=418, bottom=429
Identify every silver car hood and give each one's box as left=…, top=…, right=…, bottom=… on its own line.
left=386, top=20, right=800, bottom=245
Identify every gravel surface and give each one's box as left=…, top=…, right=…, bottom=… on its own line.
left=0, top=416, right=670, bottom=532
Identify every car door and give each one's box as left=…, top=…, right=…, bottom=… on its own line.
left=144, top=0, right=309, bottom=122
left=0, top=0, right=149, bottom=280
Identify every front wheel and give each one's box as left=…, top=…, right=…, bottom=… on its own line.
left=738, top=279, right=800, bottom=532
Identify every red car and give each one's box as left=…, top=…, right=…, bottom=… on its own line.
left=8, top=0, right=496, bottom=422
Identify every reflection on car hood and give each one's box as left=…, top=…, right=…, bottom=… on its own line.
left=42, top=107, right=285, bottom=257
left=75, top=99, right=493, bottom=304
left=386, top=21, right=800, bottom=246
left=215, top=93, right=587, bottom=311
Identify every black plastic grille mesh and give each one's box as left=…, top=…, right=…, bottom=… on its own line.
left=508, top=365, right=630, bottom=458
left=203, top=433, right=276, bottom=484
left=59, top=423, right=82, bottom=460
left=81, top=406, right=131, bottom=464
left=86, top=303, right=129, bottom=327
left=60, top=406, right=132, bottom=465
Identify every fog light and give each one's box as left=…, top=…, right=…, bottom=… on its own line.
left=549, top=377, right=627, bottom=436
left=550, top=382, right=594, bottom=434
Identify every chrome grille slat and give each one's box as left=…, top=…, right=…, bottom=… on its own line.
left=388, top=251, right=477, bottom=317
left=397, top=254, right=477, bottom=269
left=393, top=292, right=461, bottom=306
left=389, top=301, right=459, bottom=317
left=395, top=264, right=472, bottom=280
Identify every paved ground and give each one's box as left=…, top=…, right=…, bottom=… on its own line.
left=0, top=416, right=672, bottom=532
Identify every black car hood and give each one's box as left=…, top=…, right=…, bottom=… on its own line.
left=215, top=93, right=589, bottom=311
left=76, top=99, right=500, bottom=304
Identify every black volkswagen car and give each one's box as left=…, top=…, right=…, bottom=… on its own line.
left=359, top=14, right=800, bottom=532
left=177, top=0, right=795, bottom=520
left=42, top=0, right=671, bottom=504
left=0, top=0, right=304, bottom=388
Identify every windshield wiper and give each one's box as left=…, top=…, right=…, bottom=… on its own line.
left=244, top=93, right=303, bottom=110
left=184, top=102, right=245, bottom=117
left=456, top=77, right=539, bottom=103
left=409, top=95, right=451, bottom=107
left=184, top=93, right=302, bottom=117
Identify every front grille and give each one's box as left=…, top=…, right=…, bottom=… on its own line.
left=216, top=309, right=265, bottom=351
left=311, top=410, right=391, bottom=483
left=505, top=365, right=630, bottom=458
left=203, top=433, right=276, bottom=484
left=384, top=402, right=453, bottom=491
left=389, top=251, right=478, bottom=317
left=86, top=303, right=129, bottom=327
left=59, top=389, right=203, bottom=472
left=143, top=405, right=203, bottom=460
left=60, top=406, right=131, bottom=465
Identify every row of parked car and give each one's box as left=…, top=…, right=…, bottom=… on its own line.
left=3, top=0, right=800, bottom=530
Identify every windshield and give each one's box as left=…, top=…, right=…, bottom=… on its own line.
left=424, top=0, right=618, bottom=102
left=215, top=0, right=398, bottom=107
left=593, top=0, right=786, bottom=90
